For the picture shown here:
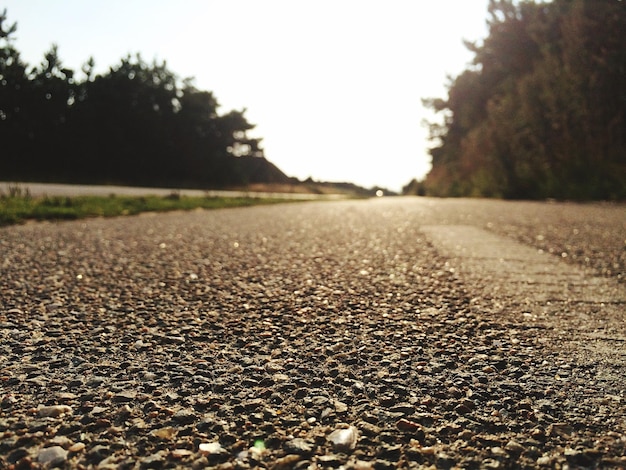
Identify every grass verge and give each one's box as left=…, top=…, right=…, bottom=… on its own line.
left=0, top=186, right=294, bottom=226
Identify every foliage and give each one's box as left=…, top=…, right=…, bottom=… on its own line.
left=0, top=10, right=289, bottom=188
left=0, top=186, right=293, bottom=226
left=422, top=0, right=626, bottom=200
left=402, top=178, right=426, bottom=196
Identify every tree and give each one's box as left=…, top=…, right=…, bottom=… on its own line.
left=0, top=9, right=30, bottom=178
left=422, top=0, right=626, bottom=200
left=0, top=9, right=284, bottom=188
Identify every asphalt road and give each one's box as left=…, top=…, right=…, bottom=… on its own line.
left=1, top=197, right=625, bottom=468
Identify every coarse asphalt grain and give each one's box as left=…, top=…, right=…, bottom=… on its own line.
left=0, top=197, right=625, bottom=469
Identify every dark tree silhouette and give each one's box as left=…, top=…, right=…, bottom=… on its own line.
left=0, top=10, right=289, bottom=188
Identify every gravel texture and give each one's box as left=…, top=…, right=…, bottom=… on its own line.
left=1, top=197, right=625, bottom=469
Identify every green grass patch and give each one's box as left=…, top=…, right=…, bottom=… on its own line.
left=0, top=188, right=294, bottom=226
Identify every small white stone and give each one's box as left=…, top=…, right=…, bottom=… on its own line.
left=199, top=442, right=224, bottom=455
left=38, top=446, right=68, bottom=465
left=327, top=426, right=359, bottom=452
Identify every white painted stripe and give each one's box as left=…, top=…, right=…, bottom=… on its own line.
left=421, top=224, right=626, bottom=370
left=421, top=225, right=625, bottom=306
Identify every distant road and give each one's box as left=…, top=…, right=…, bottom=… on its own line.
left=0, top=181, right=346, bottom=200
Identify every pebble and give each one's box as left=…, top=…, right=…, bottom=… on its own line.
left=92, top=406, right=108, bottom=414
left=395, top=418, right=423, bottom=436
left=389, top=403, right=415, bottom=414
left=504, top=439, right=524, bottom=453
left=284, top=438, right=315, bottom=456
left=199, top=442, right=227, bottom=457
left=327, top=426, right=359, bottom=453
left=334, top=400, right=348, bottom=413
left=537, top=455, right=552, bottom=466
left=116, top=404, right=132, bottom=419
left=271, top=454, right=301, bottom=469
left=151, top=427, right=177, bottom=440
left=360, top=422, right=382, bottom=436
left=549, top=423, right=574, bottom=437
left=112, top=391, right=136, bottom=403
left=38, top=446, right=68, bottom=466
left=172, top=409, right=196, bottom=423
left=171, top=448, right=194, bottom=459
left=68, top=442, right=86, bottom=453
left=37, top=405, right=72, bottom=417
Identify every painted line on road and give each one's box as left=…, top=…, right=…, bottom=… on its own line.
left=421, top=225, right=626, bottom=365
left=421, top=225, right=625, bottom=306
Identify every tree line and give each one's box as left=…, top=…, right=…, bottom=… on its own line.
left=0, top=10, right=289, bottom=188
left=418, top=0, right=625, bottom=200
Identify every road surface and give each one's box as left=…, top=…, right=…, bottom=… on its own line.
left=1, top=197, right=624, bottom=468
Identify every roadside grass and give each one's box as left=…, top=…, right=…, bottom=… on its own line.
left=0, top=186, right=294, bottom=226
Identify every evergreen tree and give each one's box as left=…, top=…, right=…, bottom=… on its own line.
left=0, top=9, right=288, bottom=188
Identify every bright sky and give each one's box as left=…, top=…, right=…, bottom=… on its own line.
left=3, top=1, right=489, bottom=192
